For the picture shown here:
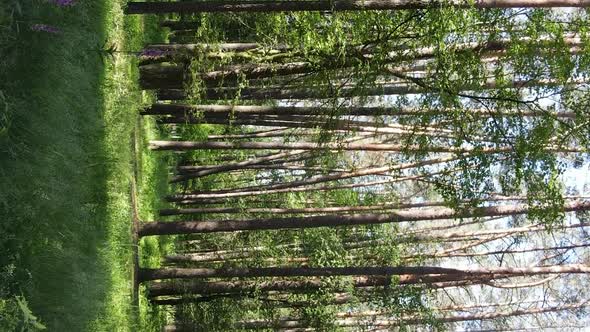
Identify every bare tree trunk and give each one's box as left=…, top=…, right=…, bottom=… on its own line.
left=139, top=63, right=185, bottom=89
left=238, top=300, right=589, bottom=329
left=408, top=243, right=589, bottom=260
left=157, top=36, right=583, bottom=83
left=159, top=197, right=532, bottom=216
left=171, top=158, right=462, bottom=194
left=126, top=0, right=590, bottom=15
left=148, top=277, right=381, bottom=297
left=138, top=200, right=590, bottom=236
left=150, top=140, right=583, bottom=153
left=169, top=156, right=457, bottom=200
left=144, top=43, right=266, bottom=53
left=142, top=103, right=577, bottom=119
left=139, top=263, right=590, bottom=282
left=156, top=112, right=452, bottom=137
left=147, top=273, right=500, bottom=298
left=160, top=20, right=201, bottom=30
left=169, top=149, right=310, bottom=180
left=140, top=266, right=464, bottom=282
left=168, top=221, right=554, bottom=264
left=177, top=164, right=347, bottom=174
left=171, top=133, right=373, bottom=184
left=156, top=76, right=586, bottom=100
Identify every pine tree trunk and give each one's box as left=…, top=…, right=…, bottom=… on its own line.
left=156, top=76, right=586, bottom=100
left=237, top=300, right=589, bottom=329
left=159, top=198, right=525, bottom=216
left=140, top=264, right=590, bottom=282
left=125, top=0, right=590, bottom=15
left=167, top=155, right=456, bottom=197
left=146, top=43, right=265, bottom=53
left=141, top=103, right=577, bottom=119
left=160, top=20, right=201, bottom=30
left=138, top=200, right=590, bottom=236
left=410, top=243, right=589, bottom=260
left=169, top=150, right=310, bottom=181
left=139, top=63, right=186, bottom=90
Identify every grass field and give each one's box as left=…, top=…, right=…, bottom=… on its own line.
left=0, top=0, right=169, bottom=330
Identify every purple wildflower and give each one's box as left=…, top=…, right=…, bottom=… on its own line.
left=48, top=0, right=76, bottom=6
left=31, top=24, right=61, bottom=34
left=140, top=48, right=169, bottom=57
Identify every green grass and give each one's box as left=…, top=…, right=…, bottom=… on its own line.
left=0, top=0, right=168, bottom=330
left=135, top=115, right=176, bottom=330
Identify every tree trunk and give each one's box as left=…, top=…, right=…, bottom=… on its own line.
left=170, top=134, right=372, bottom=184
left=177, top=164, right=346, bottom=174
left=150, top=139, right=583, bottom=154
left=409, top=243, right=589, bottom=260
left=148, top=277, right=379, bottom=297
left=139, top=63, right=186, bottom=89
left=169, top=149, right=310, bottom=180
left=238, top=300, right=589, bottom=329
left=160, top=20, right=201, bottom=30
left=125, top=0, right=590, bottom=15
left=147, top=274, right=497, bottom=298
left=138, top=200, right=590, bottom=236
left=140, top=265, right=466, bottom=282
left=145, top=43, right=264, bottom=53
left=168, top=156, right=462, bottom=200
left=159, top=197, right=529, bottom=216
left=142, top=103, right=577, bottom=119
left=156, top=76, right=586, bottom=100
left=140, top=264, right=590, bottom=282
left=169, top=37, right=583, bottom=83
left=206, top=128, right=292, bottom=140
left=159, top=114, right=450, bottom=141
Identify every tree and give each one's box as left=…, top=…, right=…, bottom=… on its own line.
left=139, top=264, right=590, bottom=282
left=138, top=200, right=590, bottom=236
left=125, top=0, right=590, bottom=15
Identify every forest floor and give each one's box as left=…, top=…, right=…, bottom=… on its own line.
left=0, top=0, right=170, bottom=330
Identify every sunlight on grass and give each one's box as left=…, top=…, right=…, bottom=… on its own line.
left=0, top=0, right=168, bottom=330
left=92, top=1, right=169, bottom=331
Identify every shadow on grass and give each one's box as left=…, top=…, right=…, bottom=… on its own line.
left=0, top=0, right=144, bottom=330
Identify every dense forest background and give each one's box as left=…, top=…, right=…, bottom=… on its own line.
left=1, top=0, right=590, bottom=331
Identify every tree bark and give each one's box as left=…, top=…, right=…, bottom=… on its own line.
left=168, top=155, right=457, bottom=199
left=140, top=265, right=473, bottom=281
left=125, top=0, right=590, bottom=15
left=238, top=300, right=589, bottom=329
left=410, top=243, right=589, bottom=260
left=150, top=140, right=584, bottom=153
left=145, top=43, right=264, bottom=53
left=148, top=277, right=378, bottom=297
left=138, top=200, right=590, bottom=236
left=139, top=63, right=186, bottom=90
left=159, top=197, right=529, bottom=216
left=157, top=37, right=583, bottom=83
left=169, top=149, right=310, bottom=180
left=147, top=273, right=497, bottom=298
left=177, top=164, right=346, bottom=174
left=156, top=75, right=586, bottom=100
left=142, top=103, right=577, bottom=119
left=139, top=264, right=590, bottom=282
left=206, top=128, right=292, bottom=140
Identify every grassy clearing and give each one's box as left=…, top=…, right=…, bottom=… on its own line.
left=0, top=0, right=167, bottom=330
